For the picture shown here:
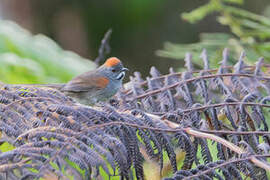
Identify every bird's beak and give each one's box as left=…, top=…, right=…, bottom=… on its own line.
left=121, top=67, right=129, bottom=72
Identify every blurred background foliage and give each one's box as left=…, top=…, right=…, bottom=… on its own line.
left=0, top=0, right=269, bottom=80
left=157, top=0, right=270, bottom=70
left=0, top=20, right=96, bottom=83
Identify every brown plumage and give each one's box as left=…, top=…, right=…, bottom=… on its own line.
left=12, top=57, right=128, bottom=105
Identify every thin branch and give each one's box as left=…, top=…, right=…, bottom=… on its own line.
left=153, top=102, right=270, bottom=116
left=90, top=123, right=270, bottom=172
left=4, top=97, right=61, bottom=109
left=128, top=73, right=270, bottom=100
left=185, top=128, right=270, bottom=172
left=124, top=64, right=270, bottom=95
left=94, top=29, right=112, bottom=65
left=183, top=154, right=270, bottom=180
left=185, top=128, right=244, bottom=154
left=199, top=129, right=270, bottom=135
left=0, top=158, right=31, bottom=172
left=16, top=120, right=270, bottom=143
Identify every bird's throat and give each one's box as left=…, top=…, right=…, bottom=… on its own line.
left=116, top=71, right=125, bottom=80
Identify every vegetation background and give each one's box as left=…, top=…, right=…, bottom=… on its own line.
left=1, top=0, right=269, bottom=82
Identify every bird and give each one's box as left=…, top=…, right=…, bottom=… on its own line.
left=17, top=57, right=128, bottom=105
left=61, top=57, right=128, bottom=105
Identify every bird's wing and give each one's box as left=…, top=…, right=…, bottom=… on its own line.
left=61, top=71, right=109, bottom=92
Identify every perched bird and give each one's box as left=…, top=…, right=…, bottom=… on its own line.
left=61, top=57, right=128, bottom=105
left=21, top=57, right=128, bottom=105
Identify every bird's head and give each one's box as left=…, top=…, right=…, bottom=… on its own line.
left=99, top=57, right=128, bottom=81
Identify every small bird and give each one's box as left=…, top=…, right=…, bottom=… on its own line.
left=26, top=57, right=128, bottom=105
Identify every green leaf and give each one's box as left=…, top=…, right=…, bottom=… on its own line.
left=0, top=141, right=15, bottom=152
left=0, top=20, right=97, bottom=84
left=181, top=0, right=222, bottom=24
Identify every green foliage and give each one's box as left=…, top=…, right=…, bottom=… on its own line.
left=157, top=0, right=270, bottom=67
left=0, top=142, right=15, bottom=152
left=0, top=20, right=96, bottom=84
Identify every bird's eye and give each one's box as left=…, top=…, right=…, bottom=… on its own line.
left=112, top=69, right=116, bottom=73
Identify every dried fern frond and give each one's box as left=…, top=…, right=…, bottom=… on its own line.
left=1, top=49, right=270, bottom=179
